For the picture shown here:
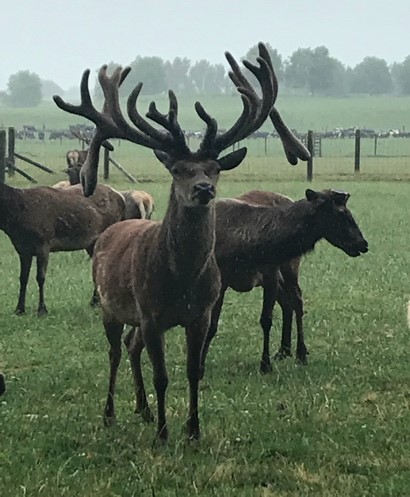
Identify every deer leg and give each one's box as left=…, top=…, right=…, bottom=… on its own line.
left=85, top=243, right=100, bottom=307
left=200, top=289, right=226, bottom=379
left=103, top=316, right=124, bottom=425
left=36, top=251, right=49, bottom=316
left=292, top=286, right=308, bottom=364
left=185, top=314, right=210, bottom=440
left=124, top=326, right=154, bottom=422
left=140, top=322, right=168, bottom=441
left=259, top=278, right=279, bottom=374
left=274, top=288, right=293, bottom=361
left=15, top=254, right=33, bottom=315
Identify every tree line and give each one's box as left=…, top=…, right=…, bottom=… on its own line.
left=2, top=43, right=410, bottom=107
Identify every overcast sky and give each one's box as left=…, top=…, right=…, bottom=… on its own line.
left=1, top=0, right=409, bottom=90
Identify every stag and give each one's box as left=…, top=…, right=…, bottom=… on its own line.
left=199, top=189, right=368, bottom=376
left=53, top=43, right=307, bottom=441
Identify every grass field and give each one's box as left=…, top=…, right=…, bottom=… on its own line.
left=1, top=99, right=410, bottom=496
left=2, top=93, right=410, bottom=132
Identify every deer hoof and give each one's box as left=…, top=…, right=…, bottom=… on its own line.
left=37, top=307, right=48, bottom=317
left=274, top=348, right=292, bottom=361
left=103, top=414, right=116, bottom=427
left=259, top=361, right=272, bottom=374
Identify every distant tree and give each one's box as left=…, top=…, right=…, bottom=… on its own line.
left=164, top=57, right=193, bottom=93
left=189, top=61, right=227, bottom=94
left=285, top=46, right=346, bottom=96
left=41, top=79, right=64, bottom=101
left=122, top=56, right=167, bottom=95
left=391, top=56, right=410, bottom=95
left=243, top=43, right=284, bottom=81
left=350, top=57, right=392, bottom=95
left=5, top=70, right=42, bottom=107
left=189, top=59, right=211, bottom=93
left=63, top=85, right=81, bottom=103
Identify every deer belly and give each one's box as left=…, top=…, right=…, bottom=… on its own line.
left=228, top=271, right=263, bottom=292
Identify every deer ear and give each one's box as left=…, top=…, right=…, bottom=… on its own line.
left=331, top=189, right=350, bottom=205
left=217, top=147, right=247, bottom=171
left=153, top=150, right=173, bottom=168
left=305, top=189, right=320, bottom=202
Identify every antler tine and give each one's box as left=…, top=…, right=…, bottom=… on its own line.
left=210, top=50, right=275, bottom=153
left=98, top=66, right=163, bottom=150
left=197, top=90, right=253, bottom=158
left=126, top=84, right=172, bottom=148
left=257, top=43, right=309, bottom=164
left=128, top=88, right=189, bottom=156
left=269, top=108, right=311, bottom=164
left=53, top=69, right=99, bottom=122
left=195, top=102, right=218, bottom=152
left=145, top=91, right=190, bottom=156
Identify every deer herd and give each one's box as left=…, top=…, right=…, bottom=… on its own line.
left=0, top=43, right=368, bottom=442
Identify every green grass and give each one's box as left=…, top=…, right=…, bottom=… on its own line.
left=1, top=151, right=410, bottom=496
left=2, top=93, right=410, bottom=132
left=1, top=93, right=410, bottom=496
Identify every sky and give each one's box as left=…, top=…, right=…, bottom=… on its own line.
left=1, top=0, right=409, bottom=91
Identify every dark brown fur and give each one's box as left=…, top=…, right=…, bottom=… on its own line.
left=0, top=182, right=124, bottom=315
left=53, top=43, right=307, bottom=441
left=200, top=189, right=368, bottom=376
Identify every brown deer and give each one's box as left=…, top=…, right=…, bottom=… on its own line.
left=0, top=182, right=125, bottom=315
left=53, top=43, right=308, bottom=441
left=199, top=189, right=368, bottom=376
left=52, top=162, right=155, bottom=220
left=235, top=190, right=304, bottom=369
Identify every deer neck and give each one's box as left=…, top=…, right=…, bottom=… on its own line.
left=160, top=184, right=216, bottom=278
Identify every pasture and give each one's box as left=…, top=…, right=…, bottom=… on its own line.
left=1, top=96, right=410, bottom=496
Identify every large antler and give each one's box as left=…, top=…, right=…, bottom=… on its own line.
left=196, top=43, right=277, bottom=159
left=197, top=43, right=310, bottom=165
left=53, top=67, right=191, bottom=196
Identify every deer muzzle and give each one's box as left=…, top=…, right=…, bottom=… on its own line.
left=192, top=182, right=215, bottom=205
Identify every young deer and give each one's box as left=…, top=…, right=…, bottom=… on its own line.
left=53, top=43, right=307, bottom=441
left=199, top=189, right=368, bottom=376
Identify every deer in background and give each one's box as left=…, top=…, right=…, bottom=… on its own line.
left=54, top=43, right=308, bottom=441
left=52, top=162, right=155, bottom=220
left=199, top=189, right=368, bottom=377
left=0, top=182, right=125, bottom=315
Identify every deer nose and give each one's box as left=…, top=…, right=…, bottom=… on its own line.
left=194, top=182, right=215, bottom=194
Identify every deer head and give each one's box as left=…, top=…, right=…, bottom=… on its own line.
left=305, top=189, right=369, bottom=257
left=53, top=43, right=294, bottom=198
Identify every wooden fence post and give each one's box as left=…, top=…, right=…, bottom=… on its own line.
left=0, top=130, right=6, bottom=184
left=307, top=130, right=314, bottom=182
left=8, top=127, right=15, bottom=176
left=354, top=129, right=361, bottom=173
left=103, top=148, right=110, bottom=179
left=374, top=135, right=378, bottom=156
